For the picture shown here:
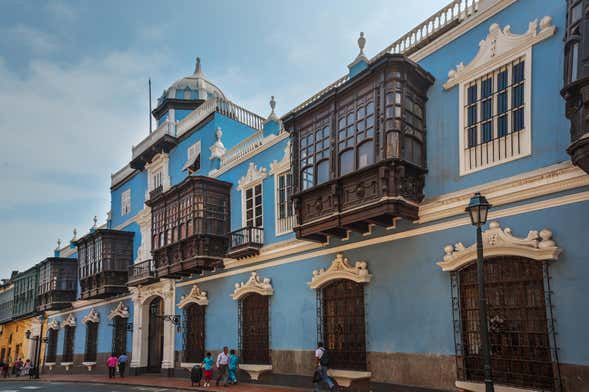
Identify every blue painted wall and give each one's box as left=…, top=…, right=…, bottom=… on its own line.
left=419, top=0, right=568, bottom=197
left=110, top=170, right=147, bottom=229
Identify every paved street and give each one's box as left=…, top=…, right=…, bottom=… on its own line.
left=0, top=381, right=176, bottom=391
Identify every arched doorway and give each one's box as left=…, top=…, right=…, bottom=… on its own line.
left=147, top=297, right=164, bottom=372
left=458, top=256, right=554, bottom=390
left=322, top=279, right=366, bottom=370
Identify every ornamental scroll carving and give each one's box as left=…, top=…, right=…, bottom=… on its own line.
left=437, top=221, right=561, bottom=272
left=232, top=272, right=273, bottom=300
left=444, top=16, right=556, bottom=89
left=62, top=313, right=76, bottom=327
left=237, top=162, right=268, bottom=191
left=82, top=308, right=100, bottom=324
left=48, top=319, right=60, bottom=330
left=178, top=285, right=209, bottom=308
left=108, top=302, right=129, bottom=320
left=308, top=253, right=372, bottom=289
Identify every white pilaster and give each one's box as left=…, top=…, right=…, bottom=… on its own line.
left=161, top=279, right=176, bottom=369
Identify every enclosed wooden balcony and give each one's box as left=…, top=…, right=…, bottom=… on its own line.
left=285, top=54, right=434, bottom=242
left=37, top=257, right=77, bottom=311
left=146, top=176, right=232, bottom=278
left=227, top=226, right=264, bottom=259
left=127, top=259, right=158, bottom=286
left=75, top=229, right=134, bottom=300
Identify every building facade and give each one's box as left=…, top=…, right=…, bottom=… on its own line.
left=0, top=0, right=586, bottom=391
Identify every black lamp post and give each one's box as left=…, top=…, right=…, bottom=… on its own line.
left=465, top=192, right=494, bottom=392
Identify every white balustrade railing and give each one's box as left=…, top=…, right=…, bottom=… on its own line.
left=131, top=119, right=175, bottom=160
left=111, top=164, right=135, bottom=188
left=176, top=97, right=219, bottom=137
left=285, top=0, right=481, bottom=117
left=220, top=131, right=265, bottom=168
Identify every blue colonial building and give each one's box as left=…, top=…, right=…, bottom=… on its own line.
left=5, top=0, right=584, bottom=391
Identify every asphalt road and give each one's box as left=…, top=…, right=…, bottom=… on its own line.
left=0, top=382, right=175, bottom=392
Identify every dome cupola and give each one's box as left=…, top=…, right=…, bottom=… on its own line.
left=159, top=57, right=225, bottom=104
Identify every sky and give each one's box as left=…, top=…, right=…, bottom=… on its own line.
left=0, top=0, right=449, bottom=278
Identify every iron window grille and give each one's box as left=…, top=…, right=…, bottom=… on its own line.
left=84, top=322, right=98, bottom=362
left=111, top=316, right=127, bottom=356
left=317, top=280, right=367, bottom=371
left=238, top=294, right=270, bottom=365
left=182, top=303, right=206, bottom=363
left=451, top=256, right=562, bottom=391
left=45, top=329, right=58, bottom=363
left=62, top=325, right=75, bottom=363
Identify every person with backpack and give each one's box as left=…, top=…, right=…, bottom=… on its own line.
left=314, top=342, right=335, bottom=392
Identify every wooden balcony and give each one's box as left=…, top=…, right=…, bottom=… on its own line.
left=147, top=176, right=232, bottom=279
left=127, top=259, right=158, bottom=286
left=227, top=227, right=264, bottom=259
left=293, top=160, right=425, bottom=242
left=75, top=229, right=134, bottom=300
left=37, top=257, right=77, bottom=311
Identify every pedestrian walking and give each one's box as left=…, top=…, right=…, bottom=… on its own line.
left=202, top=352, right=214, bottom=387
left=313, top=342, right=335, bottom=392
left=14, top=358, right=22, bottom=377
left=228, top=349, right=239, bottom=384
left=1, top=360, right=8, bottom=378
left=106, top=353, right=118, bottom=379
left=215, top=346, right=229, bottom=387
left=21, top=359, right=31, bottom=376
left=118, top=352, right=128, bottom=378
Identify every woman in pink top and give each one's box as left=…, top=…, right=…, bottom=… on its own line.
left=106, top=354, right=118, bottom=379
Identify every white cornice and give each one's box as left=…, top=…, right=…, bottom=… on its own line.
left=178, top=285, right=208, bottom=308
left=444, top=16, right=556, bottom=89
left=81, top=308, right=100, bottom=324
left=308, top=253, right=372, bottom=289
left=418, top=162, right=589, bottom=224
left=108, top=302, right=129, bottom=320
left=232, top=272, right=274, bottom=300
left=237, top=162, right=268, bottom=191
left=437, top=221, right=561, bottom=271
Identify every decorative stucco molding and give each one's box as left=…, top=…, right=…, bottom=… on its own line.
left=82, top=308, right=100, bottom=324
left=237, top=162, right=268, bottom=191
left=437, top=221, right=561, bottom=272
left=444, top=16, right=556, bottom=89
left=269, top=141, right=291, bottom=175
left=209, top=127, right=226, bottom=160
left=178, top=285, right=209, bottom=308
left=108, top=302, right=129, bottom=320
left=232, top=272, right=273, bottom=300
left=48, top=320, right=60, bottom=330
left=62, top=313, right=76, bottom=328
left=308, top=253, right=372, bottom=289
left=131, top=279, right=175, bottom=305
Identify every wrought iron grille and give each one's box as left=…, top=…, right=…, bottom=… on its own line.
left=322, top=280, right=367, bottom=371
left=240, top=294, right=270, bottom=364
left=62, top=326, right=75, bottom=363
left=84, top=322, right=98, bottom=362
left=111, top=316, right=127, bottom=356
left=183, top=304, right=205, bottom=363
left=457, top=256, right=557, bottom=390
left=46, top=329, right=58, bottom=363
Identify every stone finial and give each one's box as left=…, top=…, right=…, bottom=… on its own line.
left=56, top=239, right=62, bottom=250
left=72, top=228, right=77, bottom=241
left=358, top=32, right=366, bottom=55
left=194, top=57, right=202, bottom=75
left=270, top=96, right=276, bottom=113
left=215, top=127, right=223, bottom=142
left=266, top=96, right=280, bottom=123
left=92, top=216, right=98, bottom=229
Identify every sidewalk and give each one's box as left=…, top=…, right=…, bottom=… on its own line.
left=1, top=374, right=308, bottom=392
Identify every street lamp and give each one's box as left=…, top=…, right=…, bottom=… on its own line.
left=465, top=192, right=494, bottom=392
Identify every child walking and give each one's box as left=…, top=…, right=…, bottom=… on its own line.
left=228, top=349, right=239, bottom=385
left=202, top=352, right=214, bottom=387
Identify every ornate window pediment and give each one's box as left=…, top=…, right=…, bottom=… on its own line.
left=444, top=16, right=556, bottom=90
left=437, top=221, right=561, bottom=272
left=308, top=253, right=372, bottom=289
left=269, top=141, right=291, bottom=175
left=178, top=285, right=208, bottom=308
left=48, top=319, right=60, bottom=330
left=62, top=313, right=76, bottom=327
left=108, top=302, right=130, bottom=320
left=238, top=162, right=268, bottom=192
left=82, top=308, right=100, bottom=324
left=232, top=272, right=273, bottom=300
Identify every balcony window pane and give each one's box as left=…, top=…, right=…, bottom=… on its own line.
left=358, top=141, right=374, bottom=169
left=317, top=160, right=329, bottom=184
left=339, top=149, right=354, bottom=175
left=302, top=167, right=314, bottom=190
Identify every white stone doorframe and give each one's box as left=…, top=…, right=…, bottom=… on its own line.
left=27, top=318, right=42, bottom=363
left=130, top=279, right=176, bottom=371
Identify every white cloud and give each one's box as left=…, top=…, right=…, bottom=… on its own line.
left=2, top=24, right=60, bottom=54
left=46, top=1, right=77, bottom=21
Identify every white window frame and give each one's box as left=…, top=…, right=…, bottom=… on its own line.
left=458, top=48, right=532, bottom=175
left=121, top=189, right=131, bottom=216
left=182, top=140, right=201, bottom=173
left=242, top=183, right=263, bottom=228
left=145, top=152, right=170, bottom=200
left=237, top=162, right=268, bottom=229
left=270, top=141, right=294, bottom=236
